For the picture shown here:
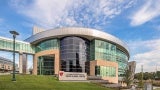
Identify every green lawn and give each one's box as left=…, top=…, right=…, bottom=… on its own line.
left=0, top=75, right=113, bottom=90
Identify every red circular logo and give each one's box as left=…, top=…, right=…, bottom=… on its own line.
left=59, top=72, right=63, bottom=76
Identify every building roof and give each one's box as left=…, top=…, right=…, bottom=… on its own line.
left=25, top=27, right=129, bottom=57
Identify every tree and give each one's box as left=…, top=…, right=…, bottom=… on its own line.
left=123, top=68, right=132, bottom=87
left=134, top=72, right=155, bottom=80
left=134, top=73, right=142, bottom=80
left=134, top=72, right=155, bottom=88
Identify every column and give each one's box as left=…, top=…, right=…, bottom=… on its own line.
left=54, top=51, right=60, bottom=75
left=33, top=55, right=37, bottom=75
left=19, top=52, right=28, bottom=74
left=19, top=52, right=23, bottom=74
left=22, top=54, right=27, bottom=74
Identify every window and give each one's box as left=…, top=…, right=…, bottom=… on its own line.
left=95, top=66, right=116, bottom=77
left=91, top=39, right=116, bottom=62
left=60, top=36, right=90, bottom=73
left=35, top=39, right=59, bottom=53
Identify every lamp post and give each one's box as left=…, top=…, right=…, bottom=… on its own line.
left=141, top=65, right=143, bottom=88
left=10, top=31, right=19, bottom=81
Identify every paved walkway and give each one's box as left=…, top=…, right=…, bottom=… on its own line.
left=153, top=86, right=160, bottom=90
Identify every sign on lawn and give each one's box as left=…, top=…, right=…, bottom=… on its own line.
left=59, top=71, right=87, bottom=81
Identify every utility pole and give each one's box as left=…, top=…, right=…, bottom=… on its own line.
left=142, top=65, right=143, bottom=81
left=155, top=65, right=157, bottom=79
left=141, top=65, right=143, bottom=88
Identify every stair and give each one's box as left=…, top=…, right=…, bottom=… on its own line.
left=87, top=76, right=108, bottom=84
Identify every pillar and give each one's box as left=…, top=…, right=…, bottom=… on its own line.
left=33, top=55, right=37, bottom=75
left=22, top=54, right=27, bottom=74
left=19, top=52, right=28, bottom=74
left=19, top=52, right=23, bottom=74
left=54, top=51, right=60, bottom=75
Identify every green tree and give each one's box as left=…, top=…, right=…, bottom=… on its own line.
left=134, top=72, right=155, bottom=80
left=134, top=73, right=142, bottom=80
left=123, top=68, right=132, bottom=87
left=134, top=72, right=155, bottom=88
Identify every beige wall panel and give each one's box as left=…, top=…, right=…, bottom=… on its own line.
left=90, top=60, right=118, bottom=83
left=33, top=49, right=60, bottom=75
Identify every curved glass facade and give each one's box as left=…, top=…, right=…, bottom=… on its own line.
left=90, top=39, right=116, bottom=62
left=91, top=39, right=128, bottom=77
left=34, top=37, right=128, bottom=78
left=116, top=48, right=128, bottom=77
left=60, top=36, right=90, bottom=73
left=35, top=39, right=59, bottom=53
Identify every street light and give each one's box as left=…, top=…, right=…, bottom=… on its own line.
left=10, top=31, right=19, bottom=81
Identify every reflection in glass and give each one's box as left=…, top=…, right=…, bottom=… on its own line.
left=90, top=39, right=128, bottom=78
left=37, top=56, right=54, bottom=75
left=95, top=66, right=116, bottom=77
left=60, top=36, right=90, bottom=73
left=35, top=39, right=59, bottom=53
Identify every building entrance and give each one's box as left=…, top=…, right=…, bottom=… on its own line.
left=37, top=55, right=54, bottom=75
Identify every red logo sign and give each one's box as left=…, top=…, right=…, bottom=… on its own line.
left=59, top=72, right=63, bottom=76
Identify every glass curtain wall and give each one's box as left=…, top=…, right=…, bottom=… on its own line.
left=90, top=39, right=116, bottom=62
left=90, top=39, right=128, bottom=78
left=95, top=66, right=116, bottom=77
left=0, top=39, right=34, bottom=53
left=116, top=48, right=128, bottom=77
left=37, top=56, right=54, bottom=75
left=60, top=36, right=90, bottom=73
left=35, top=39, right=59, bottom=53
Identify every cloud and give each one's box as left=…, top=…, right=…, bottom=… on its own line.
left=10, top=0, right=70, bottom=28
left=9, top=0, right=136, bottom=29
left=128, top=39, right=160, bottom=72
left=130, top=0, right=160, bottom=26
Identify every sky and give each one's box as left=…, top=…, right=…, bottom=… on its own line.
left=0, top=0, right=160, bottom=72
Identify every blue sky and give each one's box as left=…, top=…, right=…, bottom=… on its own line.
left=0, top=0, right=160, bottom=72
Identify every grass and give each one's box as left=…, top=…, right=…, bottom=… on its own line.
left=0, top=75, right=113, bottom=90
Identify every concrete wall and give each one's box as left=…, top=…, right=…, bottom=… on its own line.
left=33, top=49, right=60, bottom=75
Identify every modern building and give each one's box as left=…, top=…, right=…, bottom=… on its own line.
left=0, top=27, right=130, bottom=83
left=128, top=61, right=136, bottom=80
left=0, top=57, right=18, bottom=73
